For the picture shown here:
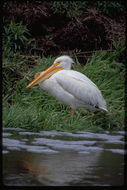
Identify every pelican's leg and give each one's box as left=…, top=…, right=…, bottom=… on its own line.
left=70, top=108, right=75, bottom=116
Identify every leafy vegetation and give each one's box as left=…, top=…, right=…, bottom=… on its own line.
left=2, top=2, right=125, bottom=56
left=51, top=1, right=125, bottom=19
left=3, top=41, right=125, bottom=132
left=95, top=1, right=125, bottom=18
left=3, top=21, right=34, bottom=59
left=51, top=1, right=87, bottom=18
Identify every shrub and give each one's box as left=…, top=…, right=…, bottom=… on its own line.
left=3, top=21, right=30, bottom=58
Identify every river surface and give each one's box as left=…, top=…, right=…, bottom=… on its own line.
left=2, top=128, right=125, bottom=186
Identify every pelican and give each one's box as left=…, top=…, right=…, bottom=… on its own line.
left=26, top=55, right=108, bottom=115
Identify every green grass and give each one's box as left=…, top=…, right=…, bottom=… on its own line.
left=3, top=50, right=125, bottom=132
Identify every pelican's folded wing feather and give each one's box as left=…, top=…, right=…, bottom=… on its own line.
left=55, top=70, right=106, bottom=108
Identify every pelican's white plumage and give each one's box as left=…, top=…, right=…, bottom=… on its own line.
left=26, top=55, right=108, bottom=114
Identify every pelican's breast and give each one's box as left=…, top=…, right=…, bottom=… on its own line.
left=39, top=70, right=76, bottom=107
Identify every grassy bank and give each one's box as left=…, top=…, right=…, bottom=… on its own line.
left=3, top=50, right=125, bottom=132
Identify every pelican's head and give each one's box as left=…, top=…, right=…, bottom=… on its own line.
left=26, top=55, right=74, bottom=88
left=53, top=55, right=74, bottom=70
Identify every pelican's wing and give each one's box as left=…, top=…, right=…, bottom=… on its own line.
left=64, top=70, right=98, bottom=88
left=55, top=70, right=106, bottom=108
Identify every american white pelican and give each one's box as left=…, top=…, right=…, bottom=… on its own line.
left=26, top=55, right=108, bottom=115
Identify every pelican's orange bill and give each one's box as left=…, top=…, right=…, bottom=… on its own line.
left=26, top=64, right=63, bottom=88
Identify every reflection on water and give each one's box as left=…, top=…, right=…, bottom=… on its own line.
left=2, top=128, right=125, bottom=186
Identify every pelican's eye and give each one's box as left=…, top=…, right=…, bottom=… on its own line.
left=55, top=62, right=60, bottom=66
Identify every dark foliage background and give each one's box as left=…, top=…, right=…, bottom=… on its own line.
left=2, top=1, right=125, bottom=63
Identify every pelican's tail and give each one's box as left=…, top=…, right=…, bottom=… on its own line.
left=100, top=107, right=108, bottom=112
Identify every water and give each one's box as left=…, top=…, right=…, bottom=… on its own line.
left=2, top=128, right=125, bottom=186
